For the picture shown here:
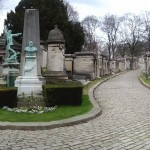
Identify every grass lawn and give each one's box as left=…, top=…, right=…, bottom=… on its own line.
left=0, top=75, right=111, bottom=122
left=83, top=75, right=111, bottom=95
left=0, top=95, right=91, bottom=122
left=139, top=72, right=150, bottom=85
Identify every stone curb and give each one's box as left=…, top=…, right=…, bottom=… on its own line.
left=138, top=73, right=150, bottom=89
left=0, top=71, right=127, bottom=130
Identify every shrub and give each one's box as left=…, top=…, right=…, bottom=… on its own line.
left=43, top=81, right=83, bottom=106
left=41, top=66, right=47, bottom=75
left=0, top=87, right=17, bottom=108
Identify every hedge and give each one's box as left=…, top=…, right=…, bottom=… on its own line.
left=0, top=87, right=17, bottom=108
left=43, top=81, right=83, bottom=106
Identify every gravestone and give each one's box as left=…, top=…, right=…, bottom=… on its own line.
left=15, top=9, right=45, bottom=106
left=44, top=25, right=68, bottom=83
left=73, top=52, right=96, bottom=80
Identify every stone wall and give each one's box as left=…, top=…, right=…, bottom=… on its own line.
left=65, top=56, right=73, bottom=73
left=41, top=45, right=47, bottom=67
left=110, top=61, right=120, bottom=73
left=125, top=60, right=130, bottom=70
left=43, top=48, right=138, bottom=80
left=73, top=53, right=96, bottom=79
left=146, top=57, right=150, bottom=76
left=139, top=56, right=145, bottom=64
left=97, top=56, right=109, bottom=76
left=132, top=61, right=138, bottom=69
left=0, top=66, right=2, bottom=77
left=119, top=62, right=125, bottom=72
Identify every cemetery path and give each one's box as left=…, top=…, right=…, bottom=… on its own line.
left=1, top=68, right=150, bottom=150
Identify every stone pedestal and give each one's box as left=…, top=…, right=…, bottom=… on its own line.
left=15, top=76, right=44, bottom=96
left=2, top=63, right=19, bottom=76
left=0, top=77, right=7, bottom=87
left=15, top=75, right=45, bottom=107
left=2, top=63, right=19, bottom=87
left=44, top=71, right=68, bottom=84
left=7, top=70, right=19, bottom=87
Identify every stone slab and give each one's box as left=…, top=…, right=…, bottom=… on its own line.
left=15, top=76, right=45, bottom=97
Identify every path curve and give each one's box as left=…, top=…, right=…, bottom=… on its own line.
left=1, top=69, right=150, bottom=150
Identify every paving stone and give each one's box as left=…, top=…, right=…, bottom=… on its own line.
left=0, top=68, right=150, bottom=149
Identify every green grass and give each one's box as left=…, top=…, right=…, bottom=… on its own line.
left=83, top=75, right=111, bottom=95
left=139, top=72, right=150, bottom=85
left=0, top=75, right=111, bottom=122
left=0, top=95, right=92, bottom=122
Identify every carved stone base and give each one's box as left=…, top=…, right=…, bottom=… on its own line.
left=2, top=63, right=19, bottom=76
left=0, top=77, right=7, bottom=87
left=15, top=76, right=45, bottom=107
left=43, top=71, right=68, bottom=84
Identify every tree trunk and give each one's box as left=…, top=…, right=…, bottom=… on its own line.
left=112, top=49, right=115, bottom=60
left=131, top=54, right=134, bottom=70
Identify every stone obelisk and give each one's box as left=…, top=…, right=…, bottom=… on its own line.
left=15, top=9, right=45, bottom=106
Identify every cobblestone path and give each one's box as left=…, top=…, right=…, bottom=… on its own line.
left=1, top=69, right=150, bottom=150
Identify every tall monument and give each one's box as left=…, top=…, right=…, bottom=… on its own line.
left=44, top=25, right=68, bottom=83
left=15, top=9, right=45, bottom=106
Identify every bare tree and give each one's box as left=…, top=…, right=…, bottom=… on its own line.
left=120, top=13, right=145, bottom=69
left=100, top=14, right=123, bottom=60
left=141, top=11, right=150, bottom=52
left=64, top=1, right=79, bottom=22
left=81, top=15, right=99, bottom=51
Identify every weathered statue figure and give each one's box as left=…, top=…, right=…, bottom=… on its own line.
left=3, top=26, right=22, bottom=63
left=4, top=49, right=20, bottom=63
left=24, top=41, right=37, bottom=55
left=24, top=41, right=37, bottom=74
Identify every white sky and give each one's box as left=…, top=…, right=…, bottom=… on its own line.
left=0, top=0, right=150, bottom=34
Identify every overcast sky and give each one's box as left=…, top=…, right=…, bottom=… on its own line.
left=0, top=0, right=150, bottom=34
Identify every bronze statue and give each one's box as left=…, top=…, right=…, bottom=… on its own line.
left=3, top=26, right=22, bottom=63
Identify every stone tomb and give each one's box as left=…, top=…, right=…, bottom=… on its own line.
left=73, top=52, right=96, bottom=79
left=44, top=25, right=68, bottom=83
